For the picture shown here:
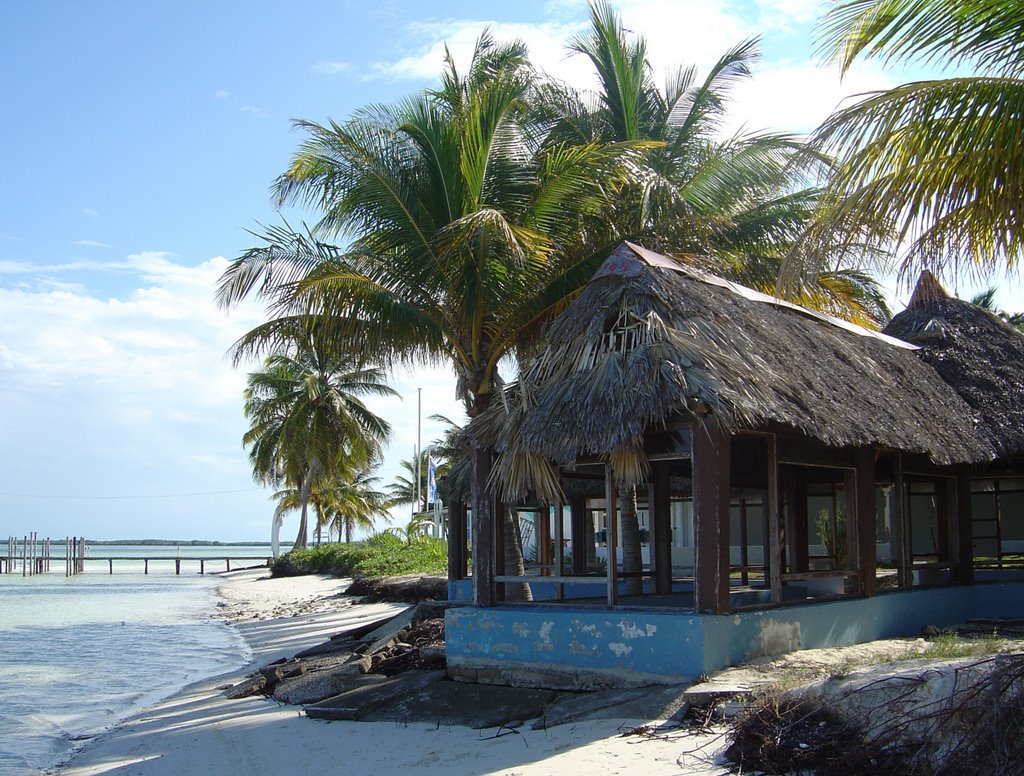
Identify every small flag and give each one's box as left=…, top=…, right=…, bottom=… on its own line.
left=427, top=456, right=438, bottom=505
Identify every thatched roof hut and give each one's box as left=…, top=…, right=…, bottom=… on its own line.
left=481, top=243, right=989, bottom=494
left=884, top=272, right=1024, bottom=458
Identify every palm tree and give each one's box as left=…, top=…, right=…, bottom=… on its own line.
left=970, top=288, right=1024, bottom=332
left=809, top=0, right=1024, bottom=280
left=546, top=1, right=890, bottom=326
left=385, top=458, right=419, bottom=513
left=218, top=33, right=646, bottom=601
left=242, top=329, right=396, bottom=549
left=541, top=1, right=892, bottom=593
left=319, top=465, right=394, bottom=542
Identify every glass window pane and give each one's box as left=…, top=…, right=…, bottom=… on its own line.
left=909, top=494, right=936, bottom=555
left=1001, top=493, right=1024, bottom=542
left=746, top=504, right=765, bottom=545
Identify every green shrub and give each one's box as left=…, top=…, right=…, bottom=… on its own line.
left=271, top=533, right=447, bottom=578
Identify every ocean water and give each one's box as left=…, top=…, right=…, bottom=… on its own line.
left=0, top=548, right=266, bottom=775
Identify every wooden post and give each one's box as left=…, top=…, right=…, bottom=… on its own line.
left=767, top=436, right=782, bottom=604
left=650, top=461, right=672, bottom=595
left=109, top=558, right=113, bottom=575
left=692, top=418, right=731, bottom=614
left=854, top=448, right=876, bottom=596
left=956, top=469, right=974, bottom=585
left=447, top=499, right=466, bottom=581
left=892, top=453, right=910, bottom=588
left=200, top=559, right=205, bottom=575
left=226, top=558, right=231, bottom=572
left=570, top=495, right=588, bottom=576
left=145, top=558, right=149, bottom=575
left=553, top=500, right=564, bottom=600
left=738, top=500, right=749, bottom=585
left=605, top=464, right=618, bottom=607
left=470, top=444, right=495, bottom=607
left=537, top=507, right=552, bottom=576
left=175, top=558, right=181, bottom=575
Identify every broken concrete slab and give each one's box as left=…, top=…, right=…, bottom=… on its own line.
left=533, top=685, right=690, bottom=729
left=361, top=606, right=415, bottom=656
left=682, top=673, right=765, bottom=706
left=260, top=661, right=306, bottom=686
left=274, top=670, right=386, bottom=705
left=531, top=687, right=649, bottom=729
left=305, top=669, right=446, bottom=721
left=295, top=652, right=359, bottom=673
left=294, top=640, right=358, bottom=659
left=223, top=674, right=267, bottom=700
left=363, top=680, right=555, bottom=729
left=327, top=610, right=408, bottom=642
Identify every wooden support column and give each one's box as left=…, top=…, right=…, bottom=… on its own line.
left=738, top=500, right=749, bottom=585
left=471, top=445, right=495, bottom=607
left=447, top=499, right=466, bottom=581
left=956, top=469, right=974, bottom=585
left=570, top=495, right=588, bottom=575
left=767, top=436, right=782, bottom=604
left=650, top=460, right=672, bottom=595
left=553, top=500, right=564, bottom=599
left=855, top=447, right=877, bottom=597
left=892, top=452, right=910, bottom=589
left=692, top=418, right=731, bottom=614
left=537, top=508, right=552, bottom=575
left=605, top=464, right=618, bottom=607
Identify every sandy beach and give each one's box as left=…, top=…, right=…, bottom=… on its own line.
left=54, top=569, right=729, bottom=776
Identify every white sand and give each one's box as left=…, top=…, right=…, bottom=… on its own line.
left=56, top=570, right=729, bottom=776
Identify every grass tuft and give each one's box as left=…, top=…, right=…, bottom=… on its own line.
left=271, top=532, right=447, bottom=578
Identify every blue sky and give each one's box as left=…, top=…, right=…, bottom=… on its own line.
left=1, top=0, right=1020, bottom=542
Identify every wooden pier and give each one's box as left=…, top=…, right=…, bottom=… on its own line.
left=0, top=535, right=271, bottom=576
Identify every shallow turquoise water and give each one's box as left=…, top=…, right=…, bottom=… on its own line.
left=0, top=564, right=251, bottom=774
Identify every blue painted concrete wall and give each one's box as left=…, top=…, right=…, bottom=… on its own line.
left=445, top=583, right=1024, bottom=683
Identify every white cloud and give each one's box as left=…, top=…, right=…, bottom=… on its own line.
left=0, top=249, right=471, bottom=539
left=81, top=208, right=99, bottom=218
left=72, top=239, right=109, bottom=248
left=214, top=89, right=230, bottom=99
left=755, top=0, right=823, bottom=30
left=364, top=0, right=762, bottom=89
left=724, top=59, right=896, bottom=136
left=0, top=252, right=280, bottom=539
left=312, top=61, right=353, bottom=75
left=240, top=104, right=268, bottom=117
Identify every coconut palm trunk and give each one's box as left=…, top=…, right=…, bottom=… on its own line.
left=294, top=467, right=316, bottom=550
left=503, top=502, right=534, bottom=602
left=619, top=485, right=643, bottom=596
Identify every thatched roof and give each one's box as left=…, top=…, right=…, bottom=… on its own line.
left=884, top=273, right=1024, bottom=457
left=481, top=243, right=989, bottom=492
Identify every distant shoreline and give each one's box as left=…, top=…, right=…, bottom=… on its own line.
left=85, top=539, right=276, bottom=547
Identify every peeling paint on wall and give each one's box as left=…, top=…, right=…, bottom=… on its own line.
left=534, top=621, right=555, bottom=652
left=750, top=618, right=800, bottom=659
left=608, top=642, right=633, bottom=657
left=617, top=620, right=657, bottom=639
left=574, top=621, right=603, bottom=638
left=569, top=639, right=599, bottom=656
left=493, top=642, right=520, bottom=656
left=511, top=622, right=529, bottom=638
